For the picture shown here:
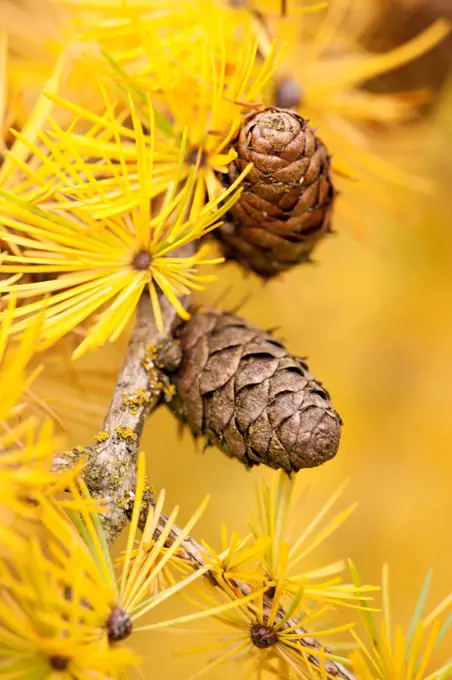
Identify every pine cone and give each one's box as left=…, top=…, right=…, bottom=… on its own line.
left=169, top=310, right=342, bottom=473
left=216, top=108, right=335, bottom=278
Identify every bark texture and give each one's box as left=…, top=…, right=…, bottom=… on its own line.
left=53, top=294, right=181, bottom=544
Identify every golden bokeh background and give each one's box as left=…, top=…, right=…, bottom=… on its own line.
left=30, top=3, right=452, bottom=677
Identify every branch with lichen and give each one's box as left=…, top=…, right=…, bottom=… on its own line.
left=53, top=292, right=182, bottom=544
left=53, top=291, right=356, bottom=680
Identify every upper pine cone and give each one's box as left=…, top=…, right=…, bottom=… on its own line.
left=215, top=108, right=335, bottom=278
left=169, top=310, right=342, bottom=473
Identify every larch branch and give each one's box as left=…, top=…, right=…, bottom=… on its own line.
left=152, top=511, right=357, bottom=680
left=53, top=292, right=181, bottom=544
left=54, top=291, right=357, bottom=680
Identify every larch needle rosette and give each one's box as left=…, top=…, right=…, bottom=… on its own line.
left=0, top=452, right=260, bottom=680
left=106, top=4, right=283, bottom=205
left=181, top=472, right=376, bottom=680
left=0, top=96, right=251, bottom=359
left=29, top=6, right=282, bottom=218
left=175, top=574, right=356, bottom=680
left=249, top=473, right=378, bottom=611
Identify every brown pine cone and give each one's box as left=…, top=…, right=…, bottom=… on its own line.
left=169, top=309, right=342, bottom=473
left=216, top=108, right=335, bottom=278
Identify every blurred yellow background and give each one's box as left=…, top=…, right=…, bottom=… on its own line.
left=31, top=6, right=452, bottom=678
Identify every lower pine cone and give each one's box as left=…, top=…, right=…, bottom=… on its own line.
left=168, top=309, right=342, bottom=473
